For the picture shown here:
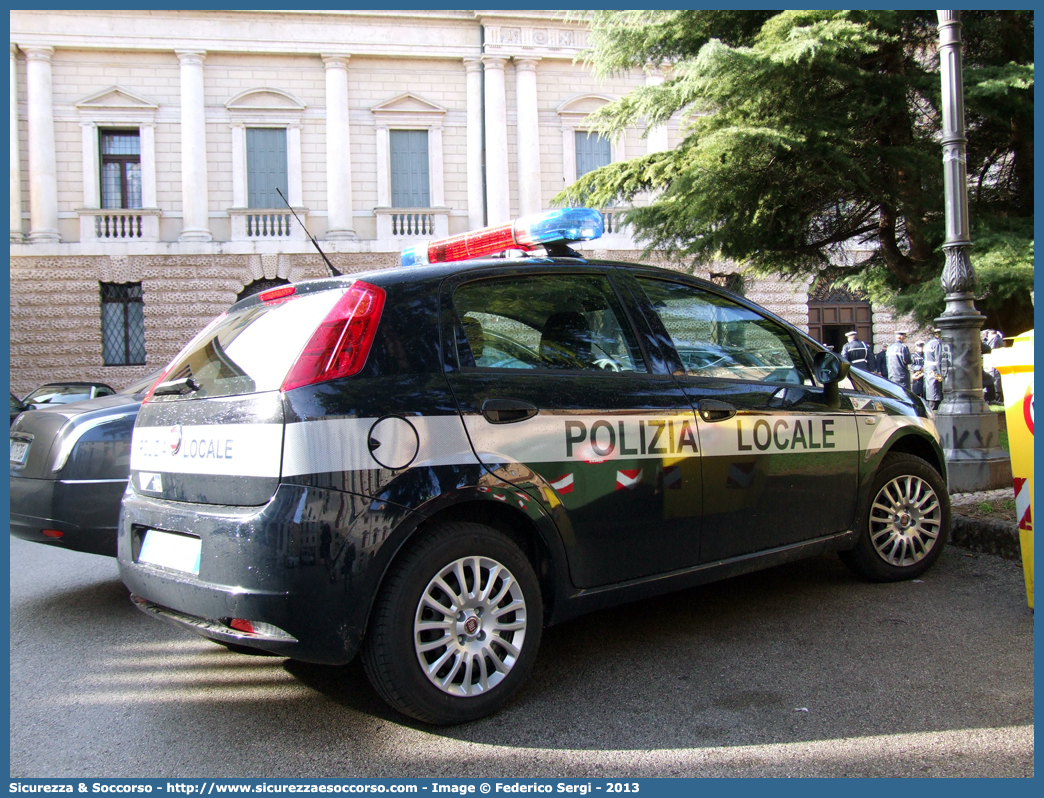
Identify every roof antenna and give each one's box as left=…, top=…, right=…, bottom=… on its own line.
left=276, top=187, right=341, bottom=277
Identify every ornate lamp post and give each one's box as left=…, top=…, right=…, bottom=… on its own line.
left=934, top=11, right=1011, bottom=491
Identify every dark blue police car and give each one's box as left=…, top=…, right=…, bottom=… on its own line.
left=118, top=209, right=950, bottom=724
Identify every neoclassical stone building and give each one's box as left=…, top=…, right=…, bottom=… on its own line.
left=9, top=10, right=911, bottom=394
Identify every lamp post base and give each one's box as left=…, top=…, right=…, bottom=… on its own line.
left=934, top=303, right=1012, bottom=492
left=936, top=409, right=1012, bottom=492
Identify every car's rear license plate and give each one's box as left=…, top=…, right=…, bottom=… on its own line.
left=139, top=530, right=202, bottom=575
left=10, top=439, right=30, bottom=465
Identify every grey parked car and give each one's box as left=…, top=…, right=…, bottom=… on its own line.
left=10, top=373, right=160, bottom=556
left=22, top=381, right=116, bottom=409
left=10, top=393, right=27, bottom=426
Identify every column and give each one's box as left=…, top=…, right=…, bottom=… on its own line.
left=23, top=45, right=59, bottom=243
left=10, top=44, right=23, bottom=242
left=934, top=10, right=1010, bottom=490
left=464, top=57, right=484, bottom=229
left=322, top=53, right=356, bottom=240
left=514, top=56, right=542, bottom=217
left=644, top=68, right=669, bottom=155
left=176, top=50, right=212, bottom=241
left=481, top=55, right=510, bottom=224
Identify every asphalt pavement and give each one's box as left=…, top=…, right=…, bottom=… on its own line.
left=9, top=534, right=1034, bottom=778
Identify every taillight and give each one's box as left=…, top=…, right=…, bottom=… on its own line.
left=281, top=281, right=386, bottom=392
left=258, top=285, right=295, bottom=304
left=141, top=312, right=228, bottom=403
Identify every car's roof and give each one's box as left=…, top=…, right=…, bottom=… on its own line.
left=14, top=391, right=143, bottom=425
left=233, top=256, right=744, bottom=309
left=222, top=254, right=916, bottom=401
left=33, top=381, right=114, bottom=388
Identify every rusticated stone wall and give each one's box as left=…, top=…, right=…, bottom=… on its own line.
left=9, top=252, right=398, bottom=396
left=10, top=249, right=914, bottom=396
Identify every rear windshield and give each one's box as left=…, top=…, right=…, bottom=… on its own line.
left=157, top=288, right=345, bottom=400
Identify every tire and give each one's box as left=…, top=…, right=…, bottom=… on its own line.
left=361, top=521, right=543, bottom=725
left=839, top=452, right=951, bottom=582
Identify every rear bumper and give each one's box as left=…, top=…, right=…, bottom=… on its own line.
left=130, top=594, right=301, bottom=655
left=117, top=482, right=417, bottom=665
left=10, top=476, right=123, bottom=557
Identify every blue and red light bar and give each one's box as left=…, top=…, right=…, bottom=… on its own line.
left=400, top=207, right=604, bottom=267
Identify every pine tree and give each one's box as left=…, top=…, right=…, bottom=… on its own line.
left=558, top=10, right=1033, bottom=333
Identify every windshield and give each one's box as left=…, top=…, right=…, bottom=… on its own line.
left=156, top=288, right=345, bottom=400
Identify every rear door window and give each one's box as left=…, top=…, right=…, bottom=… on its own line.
left=452, top=274, right=647, bottom=373
left=158, top=288, right=344, bottom=399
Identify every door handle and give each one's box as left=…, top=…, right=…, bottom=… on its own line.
left=698, top=399, right=737, bottom=422
left=481, top=398, right=538, bottom=424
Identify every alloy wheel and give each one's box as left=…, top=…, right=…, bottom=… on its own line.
left=413, top=555, right=528, bottom=697
left=868, top=474, right=943, bottom=567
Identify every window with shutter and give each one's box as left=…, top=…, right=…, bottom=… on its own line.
left=575, top=132, right=611, bottom=179
left=390, top=130, right=431, bottom=208
left=246, top=128, right=289, bottom=209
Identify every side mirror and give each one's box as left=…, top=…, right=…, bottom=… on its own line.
left=812, top=351, right=849, bottom=409
left=813, top=350, right=850, bottom=385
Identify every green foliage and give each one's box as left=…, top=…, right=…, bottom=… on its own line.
left=578, top=10, right=773, bottom=75
left=886, top=217, right=1034, bottom=332
left=555, top=10, right=1033, bottom=333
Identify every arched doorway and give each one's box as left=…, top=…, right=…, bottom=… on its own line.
left=807, top=280, right=872, bottom=353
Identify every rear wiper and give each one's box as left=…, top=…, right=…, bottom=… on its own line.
left=152, top=376, right=201, bottom=397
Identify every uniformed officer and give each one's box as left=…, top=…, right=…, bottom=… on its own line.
left=984, top=328, right=1004, bottom=403
left=923, top=328, right=943, bottom=410
left=885, top=331, right=913, bottom=389
left=910, top=341, right=925, bottom=398
left=875, top=344, right=889, bottom=376
left=840, top=330, right=873, bottom=372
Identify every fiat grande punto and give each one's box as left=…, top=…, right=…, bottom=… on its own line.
left=118, top=209, right=951, bottom=724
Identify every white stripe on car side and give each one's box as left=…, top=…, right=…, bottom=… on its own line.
left=130, top=408, right=927, bottom=478
left=688, top=413, right=859, bottom=458
left=130, top=423, right=284, bottom=478
left=461, top=412, right=702, bottom=464
left=281, top=415, right=475, bottom=477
